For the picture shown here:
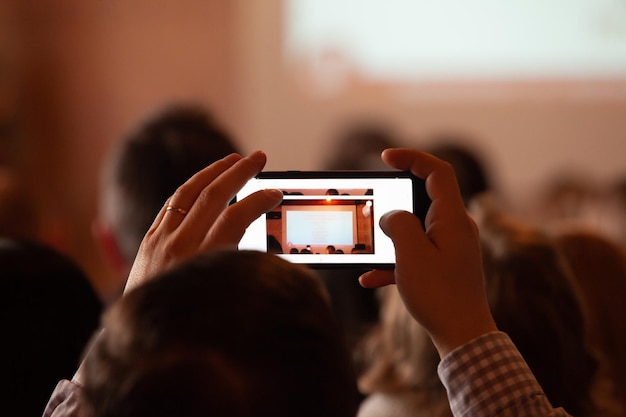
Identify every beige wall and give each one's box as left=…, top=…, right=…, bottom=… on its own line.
left=234, top=3, right=626, bottom=207
left=1, top=0, right=624, bottom=300
left=0, top=1, right=238, bottom=298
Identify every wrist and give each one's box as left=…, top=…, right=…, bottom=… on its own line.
left=430, top=311, right=498, bottom=358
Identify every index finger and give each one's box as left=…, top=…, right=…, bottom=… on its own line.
left=381, top=148, right=468, bottom=227
left=175, top=151, right=269, bottom=247
left=145, top=153, right=243, bottom=237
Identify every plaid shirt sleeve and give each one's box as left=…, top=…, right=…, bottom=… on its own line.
left=437, top=331, right=572, bottom=417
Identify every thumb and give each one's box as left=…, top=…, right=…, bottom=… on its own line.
left=358, top=211, right=429, bottom=289
left=379, top=210, right=430, bottom=263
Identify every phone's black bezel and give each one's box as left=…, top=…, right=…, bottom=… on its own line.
left=239, top=170, right=430, bottom=269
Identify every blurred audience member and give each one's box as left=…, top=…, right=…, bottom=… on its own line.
left=555, top=228, right=626, bottom=408
left=426, top=139, right=495, bottom=207
left=0, top=238, right=102, bottom=417
left=474, top=203, right=620, bottom=417
left=357, top=285, right=450, bottom=417
left=357, top=200, right=621, bottom=417
left=323, top=121, right=401, bottom=171
left=80, top=250, right=359, bottom=417
left=535, top=171, right=601, bottom=227
left=532, top=170, right=626, bottom=252
left=93, top=104, right=240, bottom=303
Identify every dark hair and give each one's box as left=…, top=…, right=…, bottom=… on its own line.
left=555, top=229, right=626, bottom=408
left=476, top=208, right=600, bottom=416
left=428, top=142, right=491, bottom=206
left=81, top=250, right=359, bottom=417
left=100, top=104, right=240, bottom=263
left=357, top=285, right=446, bottom=402
left=0, top=238, right=102, bottom=417
left=324, top=122, right=399, bottom=171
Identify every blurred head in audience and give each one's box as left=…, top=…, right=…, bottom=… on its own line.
left=94, top=104, right=240, bottom=301
left=0, top=238, right=102, bottom=417
left=427, top=139, right=494, bottom=207
left=323, top=120, right=401, bottom=171
left=474, top=200, right=621, bottom=417
left=356, top=199, right=618, bottom=417
left=536, top=171, right=600, bottom=227
left=554, top=228, right=626, bottom=408
left=80, top=250, right=359, bottom=417
left=357, top=284, right=449, bottom=417
left=533, top=170, right=626, bottom=251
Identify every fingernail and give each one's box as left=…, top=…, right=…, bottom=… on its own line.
left=267, top=188, right=284, bottom=200
left=380, top=210, right=398, bottom=222
left=249, top=150, right=266, bottom=161
left=379, top=210, right=402, bottom=229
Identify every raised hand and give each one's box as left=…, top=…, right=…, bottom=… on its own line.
left=125, top=151, right=283, bottom=293
left=360, top=148, right=497, bottom=357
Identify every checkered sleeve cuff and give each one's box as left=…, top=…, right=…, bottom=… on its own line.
left=438, top=331, right=557, bottom=417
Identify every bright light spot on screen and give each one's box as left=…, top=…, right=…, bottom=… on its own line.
left=284, top=0, right=626, bottom=82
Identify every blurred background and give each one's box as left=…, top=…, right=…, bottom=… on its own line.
left=1, top=0, right=625, bottom=298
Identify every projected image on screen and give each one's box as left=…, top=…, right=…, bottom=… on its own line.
left=285, top=0, right=626, bottom=82
left=286, top=210, right=354, bottom=245
left=264, top=188, right=375, bottom=255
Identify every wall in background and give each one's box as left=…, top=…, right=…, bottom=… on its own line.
left=234, top=2, right=626, bottom=205
left=0, top=1, right=238, bottom=297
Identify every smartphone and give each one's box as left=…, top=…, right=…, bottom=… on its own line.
left=236, top=171, right=430, bottom=269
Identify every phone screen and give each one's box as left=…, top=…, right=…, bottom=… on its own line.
left=236, top=171, right=429, bottom=269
